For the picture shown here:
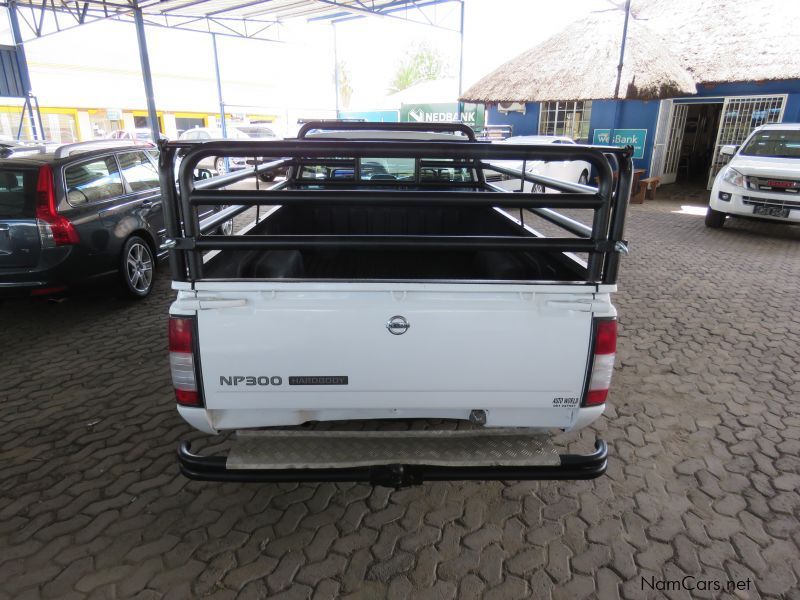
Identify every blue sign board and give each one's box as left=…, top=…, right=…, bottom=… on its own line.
left=592, top=128, right=647, bottom=159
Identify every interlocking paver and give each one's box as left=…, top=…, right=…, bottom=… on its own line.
left=0, top=189, right=798, bottom=598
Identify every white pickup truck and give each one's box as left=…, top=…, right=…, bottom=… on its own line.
left=159, top=122, right=633, bottom=487
left=706, top=123, right=800, bottom=228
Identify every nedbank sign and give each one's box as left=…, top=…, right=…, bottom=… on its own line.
left=401, top=103, right=485, bottom=128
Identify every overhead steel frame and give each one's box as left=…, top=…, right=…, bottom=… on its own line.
left=319, top=0, right=465, bottom=118
left=0, top=0, right=462, bottom=143
left=5, top=1, right=44, bottom=139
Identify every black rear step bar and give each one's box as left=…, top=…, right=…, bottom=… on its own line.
left=178, top=440, right=608, bottom=488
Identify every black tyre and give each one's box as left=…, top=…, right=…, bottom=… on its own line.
left=705, top=207, right=726, bottom=228
left=216, top=205, right=234, bottom=236
left=120, top=236, right=155, bottom=298
left=258, top=171, right=276, bottom=182
left=532, top=183, right=545, bottom=193
left=214, top=157, right=227, bottom=176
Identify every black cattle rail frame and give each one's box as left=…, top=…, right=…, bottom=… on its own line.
left=158, top=125, right=632, bottom=287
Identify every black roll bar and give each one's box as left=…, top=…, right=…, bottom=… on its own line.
left=184, top=235, right=600, bottom=252
left=189, top=189, right=603, bottom=209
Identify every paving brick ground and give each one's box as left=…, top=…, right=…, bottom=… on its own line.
left=1, top=188, right=799, bottom=599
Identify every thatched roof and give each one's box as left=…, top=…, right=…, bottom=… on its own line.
left=633, top=0, right=800, bottom=85
left=461, top=0, right=800, bottom=103
left=461, top=11, right=695, bottom=103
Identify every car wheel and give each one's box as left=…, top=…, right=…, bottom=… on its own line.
left=578, top=171, right=589, bottom=185
left=258, top=171, right=276, bottom=182
left=705, top=207, right=726, bottom=228
left=120, top=236, right=155, bottom=298
left=214, top=157, right=227, bottom=176
left=532, top=183, right=545, bottom=193
left=216, top=205, right=234, bottom=236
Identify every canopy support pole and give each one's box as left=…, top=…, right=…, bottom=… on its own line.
left=133, top=5, right=161, bottom=143
left=211, top=32, right=227, bottom=137
left=456, top=0, right=464, bottom=120
left=8, top=1, right=42, bottom=140
left=610, top=0, right=631, bottom=140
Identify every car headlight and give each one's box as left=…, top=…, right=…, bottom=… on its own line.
left=721, top=166, right=745, bottom=188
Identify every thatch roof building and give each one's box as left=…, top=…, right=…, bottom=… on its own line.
left=461, top=0, right=800, bottom=103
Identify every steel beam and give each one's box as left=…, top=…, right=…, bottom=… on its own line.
left=132, top=4, right=161, bottom=143
left=210, top=32, right=227, bottom=138
left=7, top=0, right=42, bottom=139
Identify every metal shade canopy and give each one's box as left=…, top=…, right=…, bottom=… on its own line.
left=1, top=0, right=461, bottom=41
left=0, top=0, right=463, bottom=144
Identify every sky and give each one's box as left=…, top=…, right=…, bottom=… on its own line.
left=0, top=0, right=611, bottom=119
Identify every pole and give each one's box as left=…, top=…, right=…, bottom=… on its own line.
left=133, top=5, right=161, bottom=143
left=610, top=0, right=631, bottom=140
left=457, top=0, right=465, bottom=122
left=8, top=1, right=40, bottom=140
left=332, top=23, right=340, bottom=119
left=211, top=32, right=227, bottom=137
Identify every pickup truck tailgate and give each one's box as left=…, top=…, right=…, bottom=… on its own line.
left=192, top=286, right=596, bottom=426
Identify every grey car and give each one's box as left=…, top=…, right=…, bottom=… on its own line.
left=0, top=139, right=223, bottom=298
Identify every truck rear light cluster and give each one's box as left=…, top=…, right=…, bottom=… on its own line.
left=583, top=318, right=617, bottom=406
left=35, top=164, right=80, bottom=247
left=169, top=316, right=203, bottom=407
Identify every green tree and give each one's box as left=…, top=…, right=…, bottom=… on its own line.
left=388, top=44, right=447, bottom=94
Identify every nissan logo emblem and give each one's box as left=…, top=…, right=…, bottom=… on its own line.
left=386, top=315, right=410, bottom=335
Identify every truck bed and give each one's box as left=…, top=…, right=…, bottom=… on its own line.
left=204, top=204, right=584, bottom=281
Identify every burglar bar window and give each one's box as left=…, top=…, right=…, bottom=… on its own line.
left=539, top=101, right=592, bottom=141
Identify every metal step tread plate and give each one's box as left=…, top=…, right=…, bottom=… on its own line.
left=227, top=428, right=560, bottom=470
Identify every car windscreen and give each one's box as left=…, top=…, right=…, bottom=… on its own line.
left=740, top=130, right=800, bottom=158
left=0, top=168, right=38, bottom=218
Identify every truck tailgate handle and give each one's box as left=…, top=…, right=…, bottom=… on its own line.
left=197, top=298, right=248, bottom=310
left=545, top=300, right=605, bottom=312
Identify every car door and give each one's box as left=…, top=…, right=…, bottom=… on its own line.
left=195, top=130, right=214, bottom=170
left=61, top=154, right=127, bottom=275
left=555, top=139, right=590, bottom=184
left=116, top=150, right=165, bottom=252
left=547, top=140, right=574, bottom=184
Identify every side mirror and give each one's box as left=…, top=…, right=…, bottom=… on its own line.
left=720, top=144, right=738, bottom=157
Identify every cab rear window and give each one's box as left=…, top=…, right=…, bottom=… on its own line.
left=0, top=168, right=38, bottom=219
left=297, top=157, right=477, bottom=183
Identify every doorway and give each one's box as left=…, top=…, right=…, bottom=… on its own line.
left=658, top=101, right=721, bottom=187
left=675, top=103, right=722, bottom=185
left=654, top=95, right=788, bottom=189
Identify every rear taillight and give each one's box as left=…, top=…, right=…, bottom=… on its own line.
left=583, top=318, right=617, bottom=407
left=169, top=316, right=203, bottom=407
left=35, top=164, right=79, bottom=247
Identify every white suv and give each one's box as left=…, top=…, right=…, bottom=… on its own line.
left=706, top=123, right=800, bottom=228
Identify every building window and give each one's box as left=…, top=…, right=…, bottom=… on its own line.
left=41, top=112, right=78, bottom=144
left=539, top=101, right=592, bottom=141
left=0, top=106, right=29, bottom=140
